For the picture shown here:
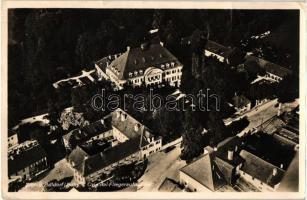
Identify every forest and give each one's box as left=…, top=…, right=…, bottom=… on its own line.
left=8, top=9, right=299, bottom=128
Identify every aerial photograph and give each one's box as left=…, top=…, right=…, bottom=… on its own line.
left=7, top=8, right=299, bottom=193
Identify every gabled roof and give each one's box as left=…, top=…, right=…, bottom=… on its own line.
left=111, top=110, right=152, bottom=139
left=106, top=43, right=180, bottom=80
left=180, top=154, right=225, bottom=191
left=8, top=142, right=47, bottom=175
left=239, top=150, right=285, bottom=187
left=82, top=136, right=148, bottom=176
left=158, top=178, right=182, bottom=192
left=245, top=55, right=292, bottom=78
left=232, top=95, right=251, bottom=109
left=205, top=40, right=233, bottom=58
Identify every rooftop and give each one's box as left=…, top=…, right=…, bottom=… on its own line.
left=205, top=40, right=233, bottom=58
left=245, top=55, right=292, bottom=78
left=105, top=43, right=181, bottom=80
left=239, top=149, right=285, bottom=188
left=158, top=178, right=182, bottom=192
left=232, top=95, right=251, bottom=109
left=180, top=153, right=225, bottom=191
left=8, top=141, right=47, bottom=176
left=75, top=136, right=148, bottom=176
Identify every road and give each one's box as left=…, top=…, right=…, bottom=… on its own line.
left=136, top=144, right=185, bottom=192
left=237, top=98, right=299, bottom=137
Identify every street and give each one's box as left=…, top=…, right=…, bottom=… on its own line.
left=136, top=144, right=185, bottom=192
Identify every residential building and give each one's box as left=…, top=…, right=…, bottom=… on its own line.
left=244, top=55, right=292, bottom=82
left=179, top=153, right=225, bottom=192
left=67, top=108, right=162, bottom=186
left=95, top=42, right=183, bottom=89
left=179, top=136, right=286, bottom=192
left=8, top=130, right=18, bottom=149
left=232, top=94, right=251, bottom=114
left=238, top=150, right=285, bottom=191
left=8, top=140, right=49, bottom=181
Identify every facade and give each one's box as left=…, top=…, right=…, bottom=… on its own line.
left=238, top=150, right=285, bottom=191
left=67, top=108, right=162, bottom=186
left=179, top=136, right=286, bottom=192
left=8, top=130, right=18, bottom=149
left=8, top=140, right=49, bottom=181
left=95, top=42, right=183, bottom=90
left=232, top=94, right=252, bottom=114
left=245, top=55, right=292, bottom=82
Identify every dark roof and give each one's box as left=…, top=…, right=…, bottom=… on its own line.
left=232, top=95, right=251, bottom=109
left=8, top=129, right=17, bottom=137
left=245, top=55, right=292, bottom=78
left=8, top=143, right=47, bottom=175
left=73, top=118, right=112, bottom=142
left=205, top=40, right=233, bottom=58
left=239, top=150, right=285, bottom=187
left=180, top=154, right=225, bottom=191
left=106, top=43, right=181, bottom=80
left=82, top=136, right=148, bottom=176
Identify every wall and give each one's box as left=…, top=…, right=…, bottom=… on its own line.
left=238, top=170, right=274, bottom=192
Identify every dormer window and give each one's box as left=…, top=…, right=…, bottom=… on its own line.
left=129, top=72, right=132, bottom=77
left=159, top=53, right=163, bottom=58
left=166, top=63, right=170, bottom=68
left=139, top=70, right=143, bottom=75
left=134, top=71, right=138, bottom=76
left=171, top=62, right=175, bottom=67
left=161, top=64, right=165, bottom=69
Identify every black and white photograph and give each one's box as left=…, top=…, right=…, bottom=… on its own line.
left=2, top=1, right=304, bottom=198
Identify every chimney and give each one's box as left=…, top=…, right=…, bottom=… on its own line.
left=272, top=168, right=277, bottom=176
left=100, top=119, right=105, bottom=125
left=108, top=55, right=111, bottom=59
left=116, top=110, right=121, bottom=118
left=227, top=149, right=234, bottom=161
left=213, top=147, right=218, bottom=151
left=280, top=164, right=284, bottom=169
left=127, top=46, right=130, bottom=51
left=121, top=113, right=127, bottom=121
left=160, top=41, right=164, bottom=46
left=106, top=61, right=109, bottom=67
left=134, top=123, right=140, bottom=132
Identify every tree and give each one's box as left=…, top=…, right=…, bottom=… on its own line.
left=180, top=109, right=203, bottom=161
left=207, top=110, right=227, bottom=145
left=276, top=74, right=299, bottom=103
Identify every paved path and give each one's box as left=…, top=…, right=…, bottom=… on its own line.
left=136, top=144, right=185, bottom=192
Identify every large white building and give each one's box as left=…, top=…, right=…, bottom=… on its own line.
left=95, top=42, right=183, bottom=90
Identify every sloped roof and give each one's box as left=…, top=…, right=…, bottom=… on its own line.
left=82, top=136, right=148, bottom=176
left=158, top=178, right=182, bottom=192
left=232, top=95, right=251, bottom=109
left=239, top=150, right=285, bottom=187
left=180, top=154, right=225, bottom=191
left=8, top=143, right=47, bottom=175
left=111, top=109, right=152, bottom=139
left=67, top=146, right=88, bottom=170
left=106, top=43, right=180, bottom=80
left=205, top=40, right=233, bottom=58
left=245, top=55, right=292, bottom=78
